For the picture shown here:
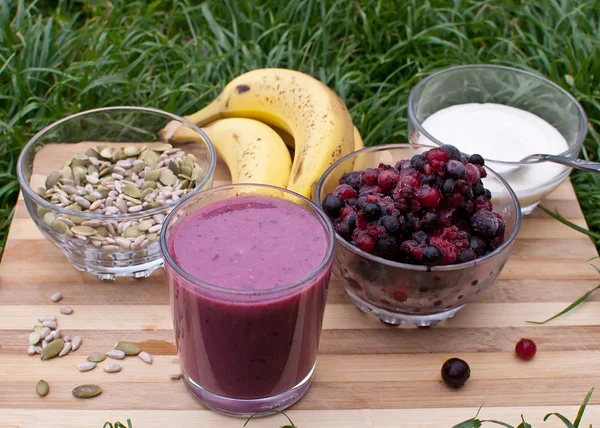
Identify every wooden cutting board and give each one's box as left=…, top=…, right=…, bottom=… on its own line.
left=1, top=145, right=599, bottom=427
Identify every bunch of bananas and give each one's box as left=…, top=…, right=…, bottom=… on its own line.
left=159, top=68, right=363, bottom=198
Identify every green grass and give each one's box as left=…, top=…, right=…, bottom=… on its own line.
left=1, top=0, right=600, bottom=255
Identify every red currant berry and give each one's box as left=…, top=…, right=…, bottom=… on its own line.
left=515, top=338, right=537, bottom=360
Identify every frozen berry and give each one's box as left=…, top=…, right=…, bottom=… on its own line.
left=410, top=154, right=427, bottom=171
left=412, top=230, right=428, bottom=243
left=441, top=144, right=462, bottom=161
left=363, top=168, right=379, bottom=185
left=375, top=237, right=397, bottom=259
left=420, top=173, right=437, bottom=186
left=355, top=211, right=368, bottom=230
left=474, top=196, right=493, bottom=212
left=472, top=180, right=485, bottom=197
left=334, top=219, right=353, bottom=239
left=441, top=358, right=471, bottom=388
left=424, top=147, right=448, bottom=164
left=381, top=215, right=401, bottom=234
left=484, top=189, right=492, bottom=200
left=416, top=185, right=441, bottom=210
left=340, top=205, right=356, bottom=220
left=446, top=160, right=466, bottom=179
left=470, top=236, right=487, bottom=256
left=515, top=338, right=537, bottom=361
left=353, top=232, right=376, bottom=253
left=442, top=178, right=456, bottom=195
left=471, top=210, right=502, bottom=237
left=366, top=223, right=387, bottom=239
left=378, top=170, right=398, bottom=190
left=469, top=154, right=485, bottom=165
left=335, top=184, right=357, bottom=200
left=322, top=194, right=344, bottom=217
left=363, top=202, right=382, bottom=221
left=465, top=163, right=480, bottom=184
left=340, top=171, right=363, bottom=189
left=422, top=245, right=442, bottom=266
left=421, top=211, right=439, bottom=230
left=456, top=248, right=476, bottom=263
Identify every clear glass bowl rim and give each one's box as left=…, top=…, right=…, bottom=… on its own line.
left=314, top=142, right=522, bottom=272
left=17, top=106, right=217, bottom=220
left=160, top=183, right=336, bottom=296
left=407, top=64, right=588, bottom=165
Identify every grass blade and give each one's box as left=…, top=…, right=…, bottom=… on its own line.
left=527, top=284, right=600, bottom=324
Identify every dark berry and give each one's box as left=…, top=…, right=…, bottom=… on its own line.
left=353, top=232, right=376, bottom=253
left=378, top=170, right=398, bottom=190
left=420, top=173, right=437, bottom=186
left=469, top=154, right=485, bottom=165
left=484, top=189, right=492, bottom=200
left=375, top=237, right=397, bottom=259
left=381, top=215, right=401, bottom=234
left=346, top=197, right=357, bottom=206
left=472, top=180, right=485, bottom=197
left=416, top=185, right=441, bottom=210
left=340, top=206, right=356, bottom=220
left=441, top=144, right=462, bottom=161
left=412, top=230, right=428, bottom=243
left=442, top=178, right=456, bottom=195
left=356, top=211, right=368, bottom=230
left=356, top=196, right=367, bottom=210
left=363, top=168, right=379, bottom=185
left=470, top=236, right=487, bottom=256
left=335, top=184, right=357, bottom=200
left=441, top=358, right=471, bottom=389
left=515, top=338, right=537, bottom=361
left=366, top=223, right=388, bottom=239
left=340, top=171, right=363, bottom=189
left=446, top=160, right=466, bottom=179
left=421, top=211, right=439, bottom=230
left=471, top=210, right=502, bottom=237
left=474, top=196, right=493, bottom=212
left=422, top=245, right=442, bottom=266
left=322, top=194, right=344, bottom=217
left=465, top=163, right=480, bottom=184
left=456, top=248, right=476, bottom=263
left=410, top=154, right=427, bottom=171
left=363, top=202, right=382, bottom=221
left=334, top=219, right=353, bottom=239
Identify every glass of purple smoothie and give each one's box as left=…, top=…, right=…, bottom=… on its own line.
left=160, top=184, right=335, bottom=417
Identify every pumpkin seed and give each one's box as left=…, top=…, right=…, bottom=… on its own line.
left=87, top=352, right=106, bottom=363
left=29, top=332, right=41, bottom=345
left=71, top=226, right=97, bottom=236
left=95, top=226, right=109, bottom=237
left=141, top=188, right=153, bottom=201
left=99, top=166, right=113, bottom=177
left=100, top=147, right=114, bottom=159
left=78, top=362, right=97, bottom=372
left=115, top=341, right=140, bottom=356
left=33, top=325, right=43, bottom=334
left=145, top=169, right=161, bottom=182
left=152, top=143, right=173, bottom=152
left=45, top=171, right=60, bottom=188
left=159, top=169, right=175, bottom=186
left=123, top=195, right=142, bottom=205
left=123, top=184, right=141, bottom=198
left=36, top=379, right=49, bottom=397
left=168, top=161, right=180, bottom=175
left=137, top=220, right=154, bottom=231
left=122, top=226, right=143, bottom=238
left=71, top=153, right=89, bottom=167
left=180, top=165, right=192, bottom=177
left=142, top=150, right=159, bottom=168
left=60, top=166, right=72, bottom=180
left=41, top=339, right=64, bottom=360
left=124, top=146, right=140, bottom=156
left=43, top=212, right=57, bottom=225
left=72, top=384, right=102, bottom=398
left=142, top=180, right=157, bottom=191
left=112, top=147, right=123, bottom=162
left=37, top=186, right=47, bottom=197
left=50, top=220, right=68, bottom=234
left=146, top=233, right=158, bottom=241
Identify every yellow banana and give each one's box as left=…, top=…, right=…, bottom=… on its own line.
left=353, top=126, right=364, bottom=151
left=166, top=118, right=291, bottom=187
left=159, top=68, right=355, bottom=198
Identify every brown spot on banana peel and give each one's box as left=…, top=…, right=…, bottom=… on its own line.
left=233, top=133, right=239, bottom=141
left=236, top=84, right=250, bottom=94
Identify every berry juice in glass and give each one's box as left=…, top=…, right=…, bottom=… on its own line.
left=160, top=184, right=334, bottom=417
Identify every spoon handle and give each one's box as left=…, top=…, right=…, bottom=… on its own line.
left=534, top=154, right=600, bottom=174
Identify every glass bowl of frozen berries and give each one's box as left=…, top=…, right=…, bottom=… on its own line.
left=315, top=143, right=521, bottom=327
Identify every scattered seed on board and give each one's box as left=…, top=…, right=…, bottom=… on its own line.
left=41, top=339, right=64, bottom=360
left=42, top=320, right=57, bottom=329
left=39, top=315, right=56, bottom=322
left=36, top=379, right=49, bottom=397
left=78, top=362, right=97, bottom=372
left=64, top=335, right=71, bottom=343
left=35, top=346, right=43, bottom=354
left=52, top=329, right=61, bottom=340
left=27, top=345, right=36, bottom=356
left=106, top=350, right=126, bottom=360
left=169, top=373, right=182, bottom=381
left=72, top=384, right=102, bottom=399
left=51, top=292, right=63, bottom=303
left=59, top=342, right=72, bottom=357
left=29, top=332, right=41, bottom=346
left=45, top=334, right=54, bottom=343
left=71, top=336, right=82, bottom=351
left=40, top=327, right=51, bottom=339
left=59, top=306, right=73, bottom=315
left=103, top=363, right=122, bottom=373
left=114, top=341, right=140, bottom=356
left=138, top=351, right=153, bottom=364
left=87, top=352, right=106, bottom=363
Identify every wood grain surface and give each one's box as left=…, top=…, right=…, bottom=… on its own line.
left=1, top=145, right=599, bottom=428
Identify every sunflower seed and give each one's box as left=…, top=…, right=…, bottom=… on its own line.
left=103, top=363, right=121, bottom=373
left=28, top=345, right=36, bottom=355
left=64, top=335, right=71, bottom=343
left=106, top=349, right=126, bottom=360
left=138, top=351, right=153, bottom=364
left=59, top=306, right=73, bottom=315
left=36, top=379, right=49, bottom=397
left=41, top=339, right=64, bottom=360
left=51, top=292, right=62, bottom=302
left=78, top=361, right=97, bottom=372
left=40, top=327, right=51, bottom=339
left=73, top=384, right=102, bottom=398
left=42, top=320, right=57, bottom=329
left=45, top=334, right=54, bottom=343
left=59, top=342, right=72, bottom=357
left=39, top=315, right=56, bottom=322
left=169, top=373, right=182, bottom=380
left=71, top=336, right=82, bottom=351
left=52, top=329, right=61, bottom=340
left=35, top=346, right=43, bottom=354
left=114, top=341, right=140, bottom=356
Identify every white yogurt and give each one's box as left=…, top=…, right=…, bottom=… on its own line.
left=419, top=103, right=570, bottom=209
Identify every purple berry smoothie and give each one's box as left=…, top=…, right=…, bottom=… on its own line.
left=165, top=194, right=333, bottom=405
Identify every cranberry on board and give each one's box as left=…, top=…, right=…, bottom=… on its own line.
left=515, top=338, right=537, bottom=360
left=320, top=144, right=506, bottom=267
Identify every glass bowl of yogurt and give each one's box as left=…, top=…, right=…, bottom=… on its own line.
left=408, top=64, right=588, bottom=214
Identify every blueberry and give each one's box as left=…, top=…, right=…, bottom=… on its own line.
left=420, top=173, right=437, bottom=186
left=375, top=237, right=398, bottom=259
left=441, top=144, right=462, bottom=161
left=442, top=178, right=456, bottom=195
left=422, top=245, right=442, bottom=266
left=340, top=171, right=363, bottom=189
left=410, top=154, right=427, bottom=171
left=346, top=211, right=357, bottom=228
left=322, top=194, right=344, bottom=217
left=346, top=197, right=358, bottom=206
left=441, top=358, right=471, bottom=388
left=412, top=230, right=428, bottom=243
left=463, top=184, right=473, bottom=200
left=363, top=202, right=382, bottom=221
left=457, top=248, right=476, bottom=263
left=470, top=236, right=487, bottom=255
left=471, top=210, right=500, bottom=237
left=421, top=211, right=439, bottom=230
left=469, top=154, right=485, bottom=165
left=356, top=196, right=367, bottom=210
left=484, top=189, right=492, bottom=200
left=334, top=220, right=353, bottom=238
left=472, top=180, right=485, bottom=197
left=381, top=215, right=401, bottom=234
left=446, top=160, right=466, bottom=179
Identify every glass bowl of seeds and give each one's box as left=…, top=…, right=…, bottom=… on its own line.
left=17, top=107, right=216, bottom=280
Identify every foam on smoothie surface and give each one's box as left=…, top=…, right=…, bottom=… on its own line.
left=170, top=196, right=328, bottom=290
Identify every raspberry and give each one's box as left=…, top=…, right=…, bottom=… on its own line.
left=363, top=168, right=379, bottom=185
left=429, top=236, right=458, bottom=265
left=416, top=185, right=441, bottom=209
left=474, top=196, right=493, bottom=212
left=377, top=170, right=398, bottom=190
left=334, top=184, right=357, bottom=200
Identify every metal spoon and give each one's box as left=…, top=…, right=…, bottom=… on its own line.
left=516, top=154, right=600, bottom=174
